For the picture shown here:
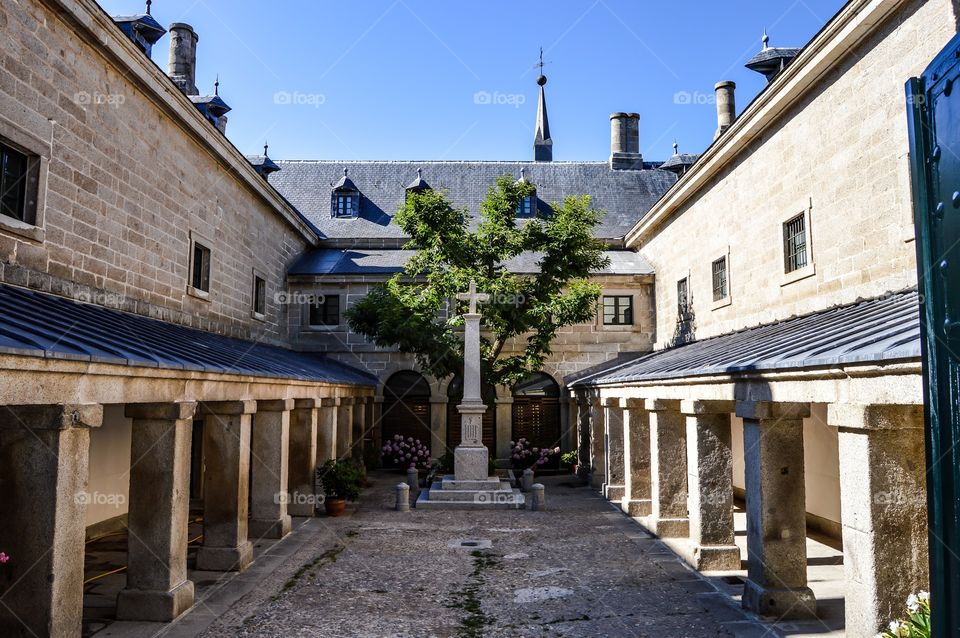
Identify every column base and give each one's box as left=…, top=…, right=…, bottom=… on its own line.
left=590, top=473, right=605, bottom=490
left=454, top=445, right=488, bottom=481
left=249, top=515, right=292, bottom=539
left=621, top=498, right=651, bottom=517
left=116, top=580, right=194, bottom=622
left=645, top=516, right=689, bottom=538
left=196, top=542, right=253, bottom=572
left=743, top=580, right=817, bottom=619
left=603, top=484, right=625, bottom=501
left=690, top=544, right=741, bottom=571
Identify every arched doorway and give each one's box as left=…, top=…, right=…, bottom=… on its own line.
left=512, top=372, right=562, bottom=468
left=445, top=375, right=497, bottom=454
left=381, top=371, right=432, bottom=455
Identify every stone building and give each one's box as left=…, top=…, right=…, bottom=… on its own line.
left=0, top=0, right=956, bottom=636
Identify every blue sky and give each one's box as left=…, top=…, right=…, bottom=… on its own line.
left=97, top=0, right=846, bottom=162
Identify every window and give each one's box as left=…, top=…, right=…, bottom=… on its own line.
left=333, top=192, right=358, bottom=218
left=191, top=241, right=211, bottom=292
left=603, top=295, right=633, bottom=325
left=252, top=274, right=266, bottom=316
left=711, top=257, right=728, bottom=301
left=783, top=213, right=808, bottom=273
left=308, top=295, right=340, bottom=326
left=516, top=194, right=537, bottom=218
left=0, top=141, right=40, bottom=225
left=677, top=277, right=689, bottom=317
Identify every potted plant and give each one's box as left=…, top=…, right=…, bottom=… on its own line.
left=316, top=460, right=361, bottom=517
left=560, top=450, right=578, bottom=474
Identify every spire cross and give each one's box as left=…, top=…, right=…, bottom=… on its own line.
left=537, top=47, right=545, bottom=72
left=456, top=280, right=490, bottom=315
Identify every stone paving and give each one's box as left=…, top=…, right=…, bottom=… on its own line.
left=175, top=472, right=769, bottom=638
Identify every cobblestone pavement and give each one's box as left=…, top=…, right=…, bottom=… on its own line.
left=196, top=472, right=761, bottom=638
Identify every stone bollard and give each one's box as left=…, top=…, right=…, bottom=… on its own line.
left=530, top=484, right=546, bottom=511
left=406, top=467, right=420, bottom=501
left=395, top=483, right=410, bottom=512
left=521, top=468, right=535, bottom=492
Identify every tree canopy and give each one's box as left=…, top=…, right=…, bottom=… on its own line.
left=345, top=174, right=609, bottom=388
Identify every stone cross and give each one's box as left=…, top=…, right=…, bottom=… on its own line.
left=456, top=280, right=489, bottom=315
left=454, top=280, right=490, bottom=479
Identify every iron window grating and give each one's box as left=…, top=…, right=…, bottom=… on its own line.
left=712, top=256, right=728, bottom=301
left=516, top=194, right=537, bottom=218
left=309, top=294, right=340, bottom=326
left=0, top=141, right=40, bottom=225
left=191, top=242, right=211, bottom=292
left=602, top=295, right=633, bottom=325
left=677, top=277, right=689, bottom=317
left=332, top=191, right=360, bottom=218
left=253, top=275, right=266, bottom=315
left=783, top=213, right=808, bottom=273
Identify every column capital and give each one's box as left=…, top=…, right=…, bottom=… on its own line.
left=0, top=403, right=103, bottom=430
left=429, top=395, right=449, bottom=405
left=735, top=400, right=810, bottom=421
left=644, top=398, right=681, bottom=412
left=319, top=398, right=339, bottom=407
left=827, top=403, right=923, bottom=431
left=338, top=397, right=355, bottom=406
left=294, top=398, right=318, bottom=410
left=198, top=400, right=257, bottom=416
left=681, top=400, right=735, bottom=415
left=620, top=397, right=647, bottom=410
left=125, top=401, right=198, bottom=421
left=256, top=399, right=295, bottom=412
left=602, top=397, right=623, bottom=408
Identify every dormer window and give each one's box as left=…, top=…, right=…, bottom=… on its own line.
left=515, top=168, right=537, bottom=218
left=331, top=168, right=360, bottom=219
left=405, top=168, right=430, bottom=202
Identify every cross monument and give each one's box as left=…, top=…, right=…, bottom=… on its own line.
left=454, top=280, right=491, bottom=479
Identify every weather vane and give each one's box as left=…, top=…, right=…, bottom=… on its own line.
left=535, top=47, right=548, bottom=73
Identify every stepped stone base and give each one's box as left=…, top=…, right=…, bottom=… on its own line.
left=416, top=475, right=525, bottom=510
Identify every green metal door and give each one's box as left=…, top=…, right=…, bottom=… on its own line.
left=907, top=31, right=960, bottom=636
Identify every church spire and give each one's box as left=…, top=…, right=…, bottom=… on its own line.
left=533, top=48, right=553, bottom=162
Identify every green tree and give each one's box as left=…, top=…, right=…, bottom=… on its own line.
left=346, top=174, right=609, bottom=388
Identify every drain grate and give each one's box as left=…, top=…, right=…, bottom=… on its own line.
left=448, top=538, right=492, bottom=550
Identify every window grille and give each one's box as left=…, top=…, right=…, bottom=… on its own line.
left=783, top=213, right=808, bottom=273
left=712, top=257, right=728, bottom=301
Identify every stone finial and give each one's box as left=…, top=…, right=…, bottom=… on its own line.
left=146, top=0, right=152, bottom=15
left=263, top=141, right=269, bottom=157
left=762, top=29, right=770, bottom=49
left=395, top=483, right=411, bottom=512
left=672, top=141, right=679, bottom=155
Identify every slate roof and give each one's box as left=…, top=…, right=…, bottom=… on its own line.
left=269, top=161, right=676, bottom=241
left=288, top=248, right=654, bottom=277
left=568, top=291, right=920, bottom=387
left=660, top=153, right=700, bottom=172
left=0, top=283, right=376, bottom=385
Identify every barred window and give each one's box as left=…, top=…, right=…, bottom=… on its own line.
left=253, top=275, right=266, bottom=316
left=333, top=192, right=359, bottom=218
left=783, top=214, right=808, bottom=273
left=711, top=257, right=728, bottom=301
left=602, top=295, right=633, bottom=325
left=516, top=194, right=537, bottom=218
left=309, top=295, right=340, bottom=326
left=191, top=241, right=211, bottom=292
left=677, top=277, right=689, bottom=317
left=0, top=141, right=40, bottom=225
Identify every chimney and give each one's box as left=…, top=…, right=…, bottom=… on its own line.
left=714, top=81, right=736, bottom=140
left=609, top=112, right=643, bottom=170
left=168, top=23, right=198, bottom=95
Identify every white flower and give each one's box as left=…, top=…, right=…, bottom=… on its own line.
left=907, top=593, right=919, bottom=612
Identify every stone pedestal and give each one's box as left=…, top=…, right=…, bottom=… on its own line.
left=288, top=399, right=318, bottom=517
left=454, top=403, right=489, bottom=480
left=621, top=398, right=652, bottom=516
left=682, top=400, right=739, bottom=571
left=317, top=398, right=338, bottom=463
left=589, top=398, right=606, bottom=490
left=646, top=399, right=689, bottom=538
left=118, top=402, right=197, bottom=621
left=603, top=398, right=625, bottom=501
left=737, top=401, right=816, bottom=619
left=336, top=398, right=354, bottom=460
left=0, top=404, right=102, bottom=638
left=249, top=399, right=293, bottom=539
left=829, top=404, right=928, bottom=637
left=197, top=401, right=255, bottom=572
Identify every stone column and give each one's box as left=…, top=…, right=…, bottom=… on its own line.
left=288, top=399, right=318, bottom=517
left=364, top=397, right=377, bottom=466
left=575, top=392, right=591, bottom=482
left=603, top=398, right=626, bottom=501
left=621, top=398, right=651, bottom=516
left=117, top=401, right=197, bottom=621
left=682, top=400, right=739, bottom=571
left=646, top=399, right=689, bottom=538
left=351, top=396, right=366, bottom=462
left=317, top=398, right=338, bottom=463
left=0, top=403, right=102, bottom=638
left=559, top=396, right=574, bottom=453
left=429, top=395, right=448, bottom=459
left=736, top=400, right=816, bottom=619
left=196, top=400, right=255, bottom=572
left=371, top=396, right=383, bottom=466
left=249, top=399, right=293, bottom=539
left=495, top=393, right=513, bottom=461
left=336, top=398, right=354, bottom=459
left=589, top=397, right=606, bottom=490
left=828, top=404, right=928, bottom=637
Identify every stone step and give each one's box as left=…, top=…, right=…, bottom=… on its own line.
left=415, top=489, right=525, bottom=510
left=439, top=476, right=503, bottom=491
left=426, top=487, right=515, bottom=502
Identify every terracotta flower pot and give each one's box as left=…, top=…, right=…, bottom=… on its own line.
left=571, top=463, right=578, bottom=475
left=324, top=498, right=347, bottom=517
